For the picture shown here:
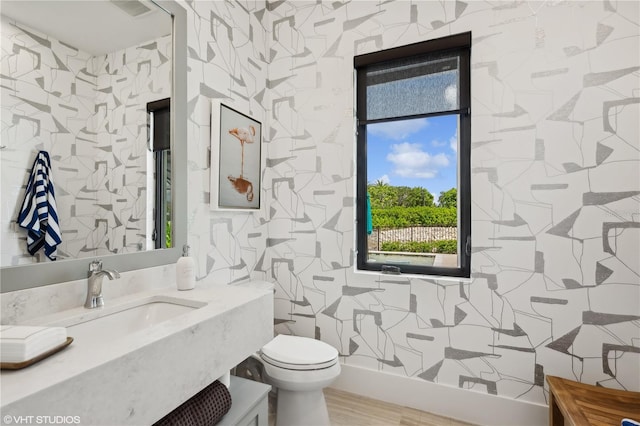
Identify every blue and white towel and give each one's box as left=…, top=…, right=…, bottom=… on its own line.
left=17, top=151, right=62, bottom=260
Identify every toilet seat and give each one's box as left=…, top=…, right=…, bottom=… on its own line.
left=261, top=335, right=338, bottom=371
left=261, top=353, right=337, bottom=370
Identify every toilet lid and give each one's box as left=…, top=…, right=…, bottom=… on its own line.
left=261, top=335, right=338, bottom=369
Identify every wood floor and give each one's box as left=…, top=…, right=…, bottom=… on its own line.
left=268, top=387, right=475, bottom=426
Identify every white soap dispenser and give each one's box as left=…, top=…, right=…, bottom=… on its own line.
left=176, top=244, right=195, bottom=290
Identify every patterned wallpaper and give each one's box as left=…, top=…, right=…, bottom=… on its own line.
left=2, top=0, right=636, bottom=409
left=182, top=0, right=639, bottom=407
left=0, top=16, right=171, bottom=265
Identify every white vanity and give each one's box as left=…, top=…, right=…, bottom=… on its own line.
left=0, top=0, right=274, bottom=422
left=0, top=270, right=273, bottom=425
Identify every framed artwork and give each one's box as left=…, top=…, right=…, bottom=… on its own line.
left=210, top=101, right=262, bottom=211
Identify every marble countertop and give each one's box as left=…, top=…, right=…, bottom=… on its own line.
left=1, top=280, right=274, bottom=425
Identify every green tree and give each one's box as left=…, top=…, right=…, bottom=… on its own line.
left=438, top=188, right=457, bottom=208
left=397, top=186, right=434, bottom=207
left=368, top=182, right=397, bottom=209
left=368, top=184, right=435, bottom=209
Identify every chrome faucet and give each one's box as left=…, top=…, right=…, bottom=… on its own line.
left=85, top=260, right=120, bottom=309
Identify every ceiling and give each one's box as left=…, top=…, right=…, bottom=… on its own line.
left=1, top=0, right=172, bottom=56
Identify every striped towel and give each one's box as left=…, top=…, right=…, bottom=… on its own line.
left=366, top=193, right=373, bottom=235
left=17, top=151, right=62, bottom=260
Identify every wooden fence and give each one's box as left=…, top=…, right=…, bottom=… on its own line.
left=367, top=226, right=457, bottom=251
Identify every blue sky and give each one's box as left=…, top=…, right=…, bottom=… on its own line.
left=366, top=114, right=458, bottom=200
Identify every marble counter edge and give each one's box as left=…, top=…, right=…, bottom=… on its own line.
left=1, top=280, right=274, bottom=424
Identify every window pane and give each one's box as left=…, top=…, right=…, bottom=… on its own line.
left=365, top=115, right=459, bottom=270
left=366, top=55, right=459, bottom=120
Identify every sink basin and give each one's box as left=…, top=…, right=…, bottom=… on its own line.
left=49, top=296, right=206, bottom=344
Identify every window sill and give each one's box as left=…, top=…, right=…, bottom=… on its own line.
left=353, top=267, right=472, bottom=284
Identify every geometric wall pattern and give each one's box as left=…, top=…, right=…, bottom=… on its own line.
left=0, top=15, right=170, bottom=265
left=0, top=0, right=636, bottom=410
left=181, top=0, right=639, bottom=407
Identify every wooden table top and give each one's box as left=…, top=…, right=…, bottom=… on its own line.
left=547, top=375, right=640, bottom=426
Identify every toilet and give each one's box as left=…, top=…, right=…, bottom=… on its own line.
left=260, top=334, right=341, bottom=426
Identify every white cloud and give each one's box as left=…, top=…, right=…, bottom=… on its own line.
left=450, top=131, right=458, bottom=153
left=375, top=174, right=390, bottom=185
left=386, top=143, right=449, bottom=179
left=432, top=130, right=458, bottom=152
left=368, top=118, right=428, bottom=141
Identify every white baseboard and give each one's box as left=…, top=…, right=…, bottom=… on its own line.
left=330, top=363, right=547, bottom=426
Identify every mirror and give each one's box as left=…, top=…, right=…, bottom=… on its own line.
left=0, top=0, right=186, bottom=292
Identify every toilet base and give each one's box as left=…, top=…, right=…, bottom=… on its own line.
left=275, top=388, right=330, bottom=426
